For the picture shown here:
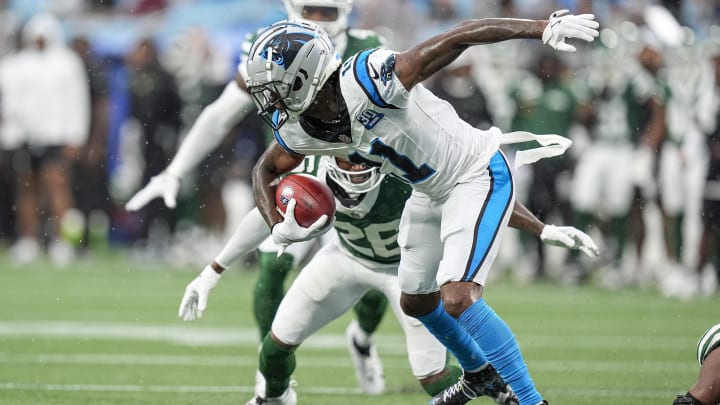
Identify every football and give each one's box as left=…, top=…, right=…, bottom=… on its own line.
left=275, top=174, right=336, bottom=228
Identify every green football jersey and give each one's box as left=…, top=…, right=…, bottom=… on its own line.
left=331, top=175, right=410, bottom=264
left=288, top=157, right=410, bottom=265
left=342, top=28, right=385, bottom=58
left=623, top=70, right=671, bottom=145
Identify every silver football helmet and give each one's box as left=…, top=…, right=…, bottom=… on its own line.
left=323, top=156, right=384, bottom=194
left=283, top=0, right=353, bottom=38
left=246, top=20, right=341, bottom=131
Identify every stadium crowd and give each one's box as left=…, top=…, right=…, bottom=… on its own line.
left=0, top=0, right=719, bottom=300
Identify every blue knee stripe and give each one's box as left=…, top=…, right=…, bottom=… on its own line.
left=416, top=300, right=487, bottom=371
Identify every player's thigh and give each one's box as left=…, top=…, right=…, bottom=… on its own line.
left=658, top=143, right=685, bottom=215
left=271, top=244, right=367, bottom=345
left=570, top=146, right=604, bottom=212
left=437, top=150, right=514, bottom=287
left=382, top=277, right=447, bottom=379
left=605, top=145, right=636, bottom=215
left=397, top=191, right=443, bottom=294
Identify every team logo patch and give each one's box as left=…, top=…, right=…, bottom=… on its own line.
left=356, top=109, right=385, bottom=129
left=380, top=54, right=396, bottom=85
left=279, top=185, right=294, bottom=206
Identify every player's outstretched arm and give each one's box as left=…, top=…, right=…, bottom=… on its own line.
left=126, top=74, right=254, bottom=211
left=177, top=206, right=274, bottom=321
left=394, top=10, right=598, bottom=90
left=509, top=201, right=599, bottom=257
left=178, top=263, right=222, bottom=321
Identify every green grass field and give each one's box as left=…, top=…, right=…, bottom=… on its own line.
left=0, top=251, right=714, bottom=405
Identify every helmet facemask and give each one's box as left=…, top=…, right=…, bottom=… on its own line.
left=283, top=0, right=353, bottom=38
left=324, top=156, right=384, bottom=194
left=246, top=21, right=341, bottom=131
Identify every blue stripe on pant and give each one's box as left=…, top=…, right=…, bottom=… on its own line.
left=462, top=151, right=513, bottom=281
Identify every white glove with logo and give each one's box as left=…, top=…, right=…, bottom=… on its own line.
left=271, top=198, right=332, bottom=247
left=540, top=225, right=600, bottom=257
left=178, top=265, right=222, bottom=321
left=542, top=9, right=599, bottom=52
left=125, top=172, right=180, bottom=211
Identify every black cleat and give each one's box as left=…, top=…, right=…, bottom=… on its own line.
left=673, top=393, right=705, bottom=405
left=428, top=364, right=518, bottom=405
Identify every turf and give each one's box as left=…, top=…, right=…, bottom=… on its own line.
left=0, top=251, right=713, bottom=404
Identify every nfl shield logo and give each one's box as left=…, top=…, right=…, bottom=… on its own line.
left=279, top=186, right=294, bottom=206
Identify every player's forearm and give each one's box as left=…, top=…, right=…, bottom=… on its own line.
left=509, top=200, right=545, bottom=236
left=397, top=18, right=546, bottom=87
left=166, top=81, right=254, bottom=177
left=213, top=207, right=272, bottom=270
left=252, top=143, right=306, bottom=228
left=252, top=162, right=284, bottom=229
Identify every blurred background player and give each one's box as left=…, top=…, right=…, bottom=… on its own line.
left=69, top=35, right=112, bottom=254
left=178, top=156, right=501, bottom=404
left=693, top=52, right=720, bottom=296
left=508, top=51, right=579, bottom=281
left=0, top=12, right=90, bottom=266
left=673, top=324, right=720, bottom=405
left=570, top=22, right=671, bottom=287
left=124, top=37, right=183, bottom=248
left=124, top=0, right=394, bottom=395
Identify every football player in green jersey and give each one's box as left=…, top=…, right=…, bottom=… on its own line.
left=179, top=156, right=490, bottom=404
left=124, top=0, right=395, bottom=394
left=674, top=324, right=720, bottom=405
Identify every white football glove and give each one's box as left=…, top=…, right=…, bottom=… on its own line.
left=125, top=171, right=180, bottom=211
left=540, top=224, right=600, bottom=258
left=178, top=265, right=222, bottom=321
left=271, top=198, right=332, bottom=248
left=542, top=9, right=599, bottom=52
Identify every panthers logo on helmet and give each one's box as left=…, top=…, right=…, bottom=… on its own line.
left=260, top=32, right=317, bottom=69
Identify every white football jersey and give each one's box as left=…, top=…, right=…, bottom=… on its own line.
left=273, top=48, right=502, bottom=200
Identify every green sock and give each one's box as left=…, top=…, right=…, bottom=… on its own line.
left=353, top=289, right=388, bottom=335
left=421, top=364, right=463, bottom=396
left=259, top=333, right=296, bottom=398
left=253, top=252, right=294, bottom=339
left=610, top=216, right=628, bottom=264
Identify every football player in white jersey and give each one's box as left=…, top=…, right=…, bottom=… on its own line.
left=179, top=156, right=514, bottom=405
left=124, top=0, right=397, bottom=394
left=673, top=324, right=720, bottom=405
left=244, top=13, right=599, bottom=405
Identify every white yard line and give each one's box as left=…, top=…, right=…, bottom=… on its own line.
left=0, top=320, right=407, bottom=350
left=0, top=382, right=677, bottom=399
left=0, top=321, right=691, bottom=351
left=0, top=352, right=695, bottom=372
left=0, top=382, right=363, bottom=395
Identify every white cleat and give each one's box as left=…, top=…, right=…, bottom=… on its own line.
left=345, top=320, right=385, bottom=395
left=244, top=386, right=297, bottom=405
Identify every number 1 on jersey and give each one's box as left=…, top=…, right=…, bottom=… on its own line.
left=366, top=138, right=436, bottom=184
